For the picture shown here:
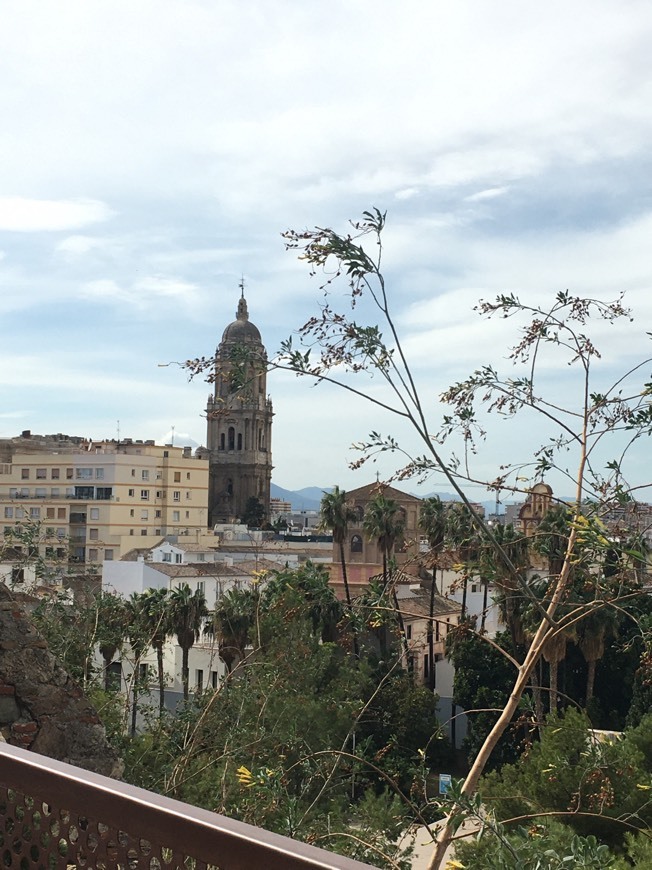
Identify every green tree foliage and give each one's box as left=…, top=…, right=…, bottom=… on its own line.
left=241, top=495, right=265, bottom=528
left=123, top=565, right=445, bottom=868
left=479, top=709, right=652, bottom=848
left=447, top=628, right=522, bottom=768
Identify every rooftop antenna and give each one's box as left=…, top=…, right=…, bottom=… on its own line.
left=171, top=425, right=175, bottom=447
left=116, top=420, right=120, bottom=443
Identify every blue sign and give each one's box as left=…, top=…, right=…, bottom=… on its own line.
left=439, top=773, right=452, bottom=795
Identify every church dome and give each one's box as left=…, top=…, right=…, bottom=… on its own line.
left=220, top=295, right=262, bottom=345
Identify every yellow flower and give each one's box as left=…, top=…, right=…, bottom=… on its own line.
left=446, top=861, right=466, bottom=869
left=236, top=765, right=254, bottom=787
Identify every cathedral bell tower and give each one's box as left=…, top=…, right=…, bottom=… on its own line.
left=206, top=291, right=273, bottom=526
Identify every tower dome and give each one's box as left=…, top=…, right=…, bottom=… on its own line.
left=220, top=295, right=262, bottom=345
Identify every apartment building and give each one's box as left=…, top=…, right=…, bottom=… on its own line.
left=0, top=435, right=209, bottom=566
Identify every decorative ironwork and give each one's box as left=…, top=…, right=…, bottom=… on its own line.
left=0, top=743, right=371, bottom=869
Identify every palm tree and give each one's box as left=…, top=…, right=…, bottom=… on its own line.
left=419, top=496, right=447, bottom=690
left=126, top=592, right=151, bottom=736
left=320, top=486, right=359, bottom=657
left=446, top=503, right=480, bottom=620
left=363, top=493, right=407, bottom=659
left=212, top=587, right=256, bottom=673
left=139, top=587, right=172, bottom=713
left=169, top=583, right=209, bottom=701
left=95, top=591, right=128, bottom=693
left=533, top=506, right=575, bottom=714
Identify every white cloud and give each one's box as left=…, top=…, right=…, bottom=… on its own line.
left=55, top=234, right=107, bottom=256
left=0, top=198, right=113, bottom=232
left=80, top=275, right=200, bottom=309
left=465, top=187, right=509, bottom=202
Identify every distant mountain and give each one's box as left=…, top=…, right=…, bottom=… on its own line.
left=272, top=483, right=519, bottom=515
left=271, top=484, right=328, bottom=511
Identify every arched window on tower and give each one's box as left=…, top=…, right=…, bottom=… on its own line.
left=219, top=433, right=225, bottom=451
left=237, top=433, right=243, bottom=450
left=228, top=427, right=235, bottom=450
left=350, top=534, right=363, bottom=554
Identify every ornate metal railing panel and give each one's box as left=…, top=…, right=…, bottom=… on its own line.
left=0, top=742, right=372, bottom=869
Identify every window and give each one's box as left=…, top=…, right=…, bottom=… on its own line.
left=237, top=433, right=242, bottom=450
left=51, top=468, right=60, bottom=480
left=66, top=468, right=74, bottom=479
left=186, top=472, right=190, bottom=480
left=130, top=509, right=135, bottom=517
left=155, top=529, right=161, bottom=535
left=141, top=490, right=149, bottom=500
left=197, top=580, right=205, bottom=595
left=219, top=433, right=225, bottom=450
left=128, top=488, right=135, bottom=497
left=211, top=670, right=218, bottom=689
left=105, top=549, right=114, bottom=561
left=350, top=534, right=363, bottom=553
left=36, top=468, right=46, bottom=479
left=89, top=528, right=99, bottom=540
left=35, top=488, right=46, bottom=498
left=155, top=510, right=161, bottom=518
left=173, top=491, right=180, bottom=502
left=15, top=508, right=24, bottom=519
left=174, top=553, right=182, bottom=564
left=3, top=527, right=10, bottom=536
left=228, top=427, right=235, bottom=450
left=129, top=529, right=134, bottom=536
left=195, top=669, right=204, bottom=693
left=141, top=529, right=148, bottom=536
left=185, top=511, right=190, bottom=519
left=185, top=491, right=191, bottom=500
left=76, top=468, right=93, bottom=480
left=90, top=508, right=99, bottom=520
left=4, top=507, right=12, bottom=518
left=88, top=548, right=98, bottom=562
left=197, top=553, right=205, bottom=562
left=56, top=528, right=65, bottom=538
left=51, top=488, right=59, bottom=497
left=131, top=469, right=136, bottom=477
left=172, top=510, right=180, bottom=522
left=21, top=468, right=29, bottom=480
left=96, top=487, right=112, bottom=500
left=156, top=490, right=162, bottom=498
left=46, top=508, right=55, bottom=519
left=162, top=553, right=172, bottom=562
left=141, top=470, right=149, bottom=481
left=174, top=472, right=181, bottom=483
left=141, top=510, right=148, bottom=520
left=139, top=663, right=148, bottom=682
left=9, top=488, right=17, bottom=498
left=95, top=468, right=104, bottom=480
left=406, top=624, right=412, bottom=640
left=30, top=507, right=40, bottom=518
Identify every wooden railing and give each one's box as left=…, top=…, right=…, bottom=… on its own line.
left=0, top=742, right=373, bottom=869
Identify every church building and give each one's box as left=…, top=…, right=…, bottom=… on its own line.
left=206, top=292, right=273, bottom=526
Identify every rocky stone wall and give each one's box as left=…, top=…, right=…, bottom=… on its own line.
left=0, top=584, right=122, bottom=778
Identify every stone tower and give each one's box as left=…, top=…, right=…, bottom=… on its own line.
left=206, top=292, right=273, bottom=526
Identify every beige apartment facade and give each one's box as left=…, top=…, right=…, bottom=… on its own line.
left=0, top=436, right=209, bottom=567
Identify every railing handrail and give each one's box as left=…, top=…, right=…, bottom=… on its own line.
left=0, top=742, right=373, bottom=869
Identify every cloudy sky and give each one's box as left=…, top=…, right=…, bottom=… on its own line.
left=1, top=0, right=651, bottom=499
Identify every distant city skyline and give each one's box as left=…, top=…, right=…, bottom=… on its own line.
left=1, top=1, right=651, bottom=497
